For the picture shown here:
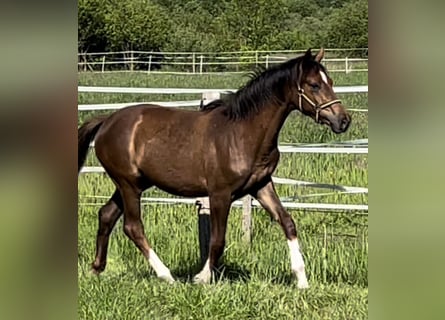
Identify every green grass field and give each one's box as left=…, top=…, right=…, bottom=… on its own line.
left=78, top=71, right=368, bottom=319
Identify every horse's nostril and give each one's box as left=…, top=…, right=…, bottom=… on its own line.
left=341, top=117, right=350, bottom=131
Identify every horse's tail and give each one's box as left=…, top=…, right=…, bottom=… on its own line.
left=78, top=116, right=108, bottom=173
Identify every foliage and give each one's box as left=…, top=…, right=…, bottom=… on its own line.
left=104, top=0, right=171, bottom=51
left=325, top=0, right=368, bottom=49
left=78, top=0, right=368, bottom=53
left=78, top=0, right=108, bottom=52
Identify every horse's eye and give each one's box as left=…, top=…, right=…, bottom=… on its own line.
left=309, top=83, right=320, bottom=90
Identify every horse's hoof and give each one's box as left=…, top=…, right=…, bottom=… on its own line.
left=159, top=273, right=175, bottom=283
left=297, top=280, right=309, bottom=289
left=88, top=268, right=101, bottom=277
left=193, top=273, right=211, bottom=284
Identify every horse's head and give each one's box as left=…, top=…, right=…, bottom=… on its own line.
left=292, top=48, right=351, bottom=134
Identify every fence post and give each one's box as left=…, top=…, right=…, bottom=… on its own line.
left=83, top=53, right=87, bottom=72
left=130, top=51, right=134, bottom=71
left=196, top=197, right=210, bottom=266
left=265, top=54, right=269, bottom=69
left=101, top=56, right=105, bottom=73
left=192, top=53, right=196, bottom=73
left=196, top=91, right=220, bottom=266
left=148, top=55, right=152, bottom=73
left=242, top=195, right=252, bottom=243
left=345, top=57, right=349, bottom=74
left=199, top=55, right=203, bottom=74
left=255, top=51, right=258, bottom=67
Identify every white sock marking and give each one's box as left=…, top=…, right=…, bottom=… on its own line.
left=287, top=239, right=309, bottom=289
left=148, top=249, right=175, bottom=283
left=320, top=71, right=328, bottom=84
left=194, top=259, right=212, bottom=284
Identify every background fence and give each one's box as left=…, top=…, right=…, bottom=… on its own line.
left=78, top=49, right=368, bottom=74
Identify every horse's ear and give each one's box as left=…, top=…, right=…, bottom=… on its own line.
left=315, top=48, right=325, bottom=62
left=304, top=48, right=312, bottom=59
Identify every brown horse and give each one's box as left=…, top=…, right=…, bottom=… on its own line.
left=78, top=48, right=350, bottom=288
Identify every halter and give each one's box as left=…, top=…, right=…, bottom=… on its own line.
left=297, top=84, right=341, bottom=123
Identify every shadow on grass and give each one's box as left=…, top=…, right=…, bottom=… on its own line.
left=213, top=263, right=251, bottom=283
left=131, top=260, right=251, bottom=284
left=108, top=261, right=367, bottom=288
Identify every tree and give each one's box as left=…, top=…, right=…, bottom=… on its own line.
left=103, top=0, right=172, bottom=51
left=217, top=0, right=290, bottom=50
left=324, top=0, right=368, bottom=50
left=78, top=0, right=368, bottom=53
left=78, top=0, right=107, bottom=52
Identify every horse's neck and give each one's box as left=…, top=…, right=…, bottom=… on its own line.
left=251, top=102, right=291, bottom=153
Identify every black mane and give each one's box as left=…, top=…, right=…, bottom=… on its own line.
left=200, top=52, right=324, bottom=120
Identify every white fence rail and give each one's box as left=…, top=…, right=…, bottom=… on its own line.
left=78, top=85, right=368, bottom=94
left=78, top=85, right=368, bottom=113
left=79, top=196, right=368, bottom=213
left=78, top=86, right=368, bottom=213
left=79, top=167, right=368, bottom=213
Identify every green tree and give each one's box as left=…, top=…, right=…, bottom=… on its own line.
left=78, top=0, right=368, bottom=54
left=324, top=0, right=368, bottom=49
left=78, top=0, right=107, bottom=52
left=217, top=0, right=290, bottom=50
left=103, top=0, right=172, bottom=51
left=161, top=1, right=224, bottom=52
left=286, top=0, right=320, bottom=18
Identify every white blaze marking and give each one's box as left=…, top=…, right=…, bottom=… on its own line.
left=148, top=248, right=175, bottom=283
left=287, top=239, right=309, bottom=289
left=320, top=71, right=328, bottom=84
left=194, top=259, right=212, bottom=284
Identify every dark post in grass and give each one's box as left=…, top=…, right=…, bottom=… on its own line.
left=195, top=197, right=211, bottom=267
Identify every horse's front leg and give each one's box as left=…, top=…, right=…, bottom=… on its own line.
left=252, top=179, right=309, bottom=289
left=194, top=191, right=231, bottom=284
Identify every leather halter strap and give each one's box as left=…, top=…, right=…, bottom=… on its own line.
left=297, top=84, right=341, bottom=123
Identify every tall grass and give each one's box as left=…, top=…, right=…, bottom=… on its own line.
left=78, top=71, right=368, bottom=319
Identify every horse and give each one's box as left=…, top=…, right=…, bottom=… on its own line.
left=78, top=48, right=351, bottom=289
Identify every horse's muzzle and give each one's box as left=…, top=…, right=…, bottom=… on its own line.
left=331, top=112, right=351, bottom=133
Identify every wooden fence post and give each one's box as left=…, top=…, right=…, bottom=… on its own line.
left=242, top=195, right=252, bottom=243
left=148, top=55, right=152, bottom=73
left=130, top=51, right=134, bottom=71
left=196, top=91, right=220, bottom=266
left=101, top=56, right=105, bottom=73
left=199, top=55, right=203, bottom=74
left=83, top=53, right=87, bottom=72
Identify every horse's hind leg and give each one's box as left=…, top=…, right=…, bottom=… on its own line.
left=91, top=189, right=123, bottom=274
left=120, top=182, right=175, bottom=283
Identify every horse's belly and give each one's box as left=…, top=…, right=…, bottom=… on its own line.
left=140, top=163, right=208, bottom=197
left=157, top=183, right=208, bottom=198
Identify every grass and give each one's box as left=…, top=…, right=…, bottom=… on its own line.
left=78, top=71, right=368, bottom=319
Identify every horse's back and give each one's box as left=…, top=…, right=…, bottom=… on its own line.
left=93, top=104, right=211, bottom=194
left=96, top=103, right=203, bottom=144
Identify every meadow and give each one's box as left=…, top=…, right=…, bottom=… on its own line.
left=78, top=71, right=368, bottom=319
